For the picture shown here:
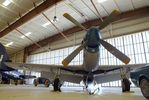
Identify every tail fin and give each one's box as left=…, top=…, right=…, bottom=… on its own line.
left=0, top=43, right=11, bottom=70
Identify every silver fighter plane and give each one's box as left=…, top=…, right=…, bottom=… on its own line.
left=4, top=10, right=146, bottom=94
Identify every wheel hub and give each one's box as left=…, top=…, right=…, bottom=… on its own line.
left=45, top=80, right=49, bottom=87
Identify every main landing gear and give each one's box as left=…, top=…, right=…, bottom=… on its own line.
left=120, top=68, right=131, bottom=92
left=53, top=69, right=62, bottom=92
left=53, top=78, right=61, bottom=92
left=139, top=78, right=149, bottom=99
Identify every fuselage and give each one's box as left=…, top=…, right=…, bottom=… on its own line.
left=82, top=27, right=101, bottom=72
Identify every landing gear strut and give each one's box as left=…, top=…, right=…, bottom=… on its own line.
left=120, top=68, right=131, bottom=92
left=53, top=78, right=61, bottom=92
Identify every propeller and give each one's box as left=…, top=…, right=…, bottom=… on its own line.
left=62, top=10, right=129, bottom=66
left=63, top=10, right=120, bottom=31
left=99, top=10, right=120, bottom=30
left=99, top=39, right=130, bottom=64
left=63, top=13, right=87, bottom=31
left=62, top=45, right=84, bottom=67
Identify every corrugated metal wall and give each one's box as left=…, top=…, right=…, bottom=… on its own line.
left=10, top=50, right=24, bottom=63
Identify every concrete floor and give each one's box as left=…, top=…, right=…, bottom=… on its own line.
left=0, top=85, right=146, bottom=100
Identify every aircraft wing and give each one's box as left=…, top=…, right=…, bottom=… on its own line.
left=94, top=63, right=147, bottom=84
left=4, top=62, right=84, bottom=84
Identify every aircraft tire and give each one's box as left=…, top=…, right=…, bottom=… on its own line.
left=0, top=73, right=2, bottom=84
left=122, top=78, right=130, bottom=92
left=140, top=78, right=149, bottom=99
left=89, top=92, right=94, bottom=95
left=44, top=79, right=50, bottom=87
left=33, top=79, right=38, bottom=87
left=53, top=78, right=61, bottom=92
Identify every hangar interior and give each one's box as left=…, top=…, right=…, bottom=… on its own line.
left=0, top=0, right=149, bottom=100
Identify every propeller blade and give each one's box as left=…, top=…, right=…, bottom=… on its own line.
left=62, top=45, right=84, bottom=67
left=99, top=10, right=120, bottom=30
left=99, top=39, right=130, bottom=64
left=63, top=13, right=87, bottom=31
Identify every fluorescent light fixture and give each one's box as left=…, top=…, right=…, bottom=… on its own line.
left=97, top=0, right=107, bottom=3
left=5, top=42, right=13, bottom=47
left=21, top=35, right=25, bottom=39
left=26, top=32, right=31, bottom=36
left=3, top=0, right=12, bottom=6
left=42, top=20, right=54, bottom=28
left=21, top=32, right=32, bottom=39
left=42, top=22, right=50, bottom=27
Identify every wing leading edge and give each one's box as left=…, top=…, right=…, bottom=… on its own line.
left=94, top=63, right=148, bottom=84
left=5, top=62, right=84, bottom=84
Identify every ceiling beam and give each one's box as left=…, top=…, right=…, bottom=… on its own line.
left=26, top=7, right=149, bottom=54
left=0, top=0, right=62, bottom=38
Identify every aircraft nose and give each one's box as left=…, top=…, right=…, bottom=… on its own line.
left=86, top=28, right=100, bottom=48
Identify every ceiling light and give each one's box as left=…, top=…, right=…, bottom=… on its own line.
left=5, top=42, right=13, bottom=47
left=21, top=35, right=25, bottom=39
left=42, top=22, right=51, bottom=27
left=3, top=0, right=12, bottom=6
left=21, top=32, right=32, bottom=39
left=53, top=16, right=59, bottom=22
left=97, top=0, right=107, bottom=3
left=42, top=21, right=53, bottom=28
left=25, top=32, right=31, bottom=36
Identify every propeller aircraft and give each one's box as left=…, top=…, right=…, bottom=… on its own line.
left=4, top=10, right=144, bottom=94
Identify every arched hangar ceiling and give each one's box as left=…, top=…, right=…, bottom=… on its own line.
left=0, top=0, right=149, bottom=55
